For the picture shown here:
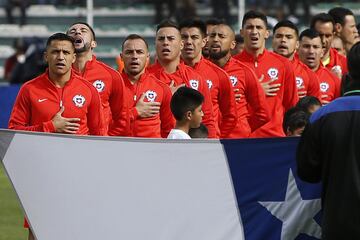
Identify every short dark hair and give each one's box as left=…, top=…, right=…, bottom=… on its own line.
left=283, top=107, right=309, bottom=134
left=242, top=10, right=267, bottom=28
left=68, top=22, right=96, bottom=40
left=46, top=32, right=75, bottom=49
left=121, top=34, right=148, bottom=51
left=273, top=20, right=299, bottom=37
left=299, top=28, right=320, bottom=41
left=310, top=13, right=335, bottom=29
left=347, top=41, right=360, bottom=80
left=179, top=19, right=207, bottom=37
left=189, top=123, right=208, bottom=138
left=170, top=87, right=204, bottom=121
left=156, top=20, right=179, bottom=32
left=296, top=96, right=321, bottom=114
left=235, top=34, right=244, bottom=44
left=328, top=7, right=354, bottom=26
left=205, top=18, right=225, bottom=26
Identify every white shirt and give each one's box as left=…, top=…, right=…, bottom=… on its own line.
left=167, top=129, right=191, bottom=139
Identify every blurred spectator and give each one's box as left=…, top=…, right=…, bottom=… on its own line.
left=283, top=107, right=309, bottom=136
left=286, top=0, right=310, bottom=25
left=210, top=0, right=230, bottom=24
left=4, top=38, right=26, bottom=82
left=5, top=0, right=29, bottom=26
left=178, top=0, right=196, bottom=20
left=154, top=0, right=176, bottom=24
left=331, top=36, right=346, bottom=56
left=296, top=96, right=322, bottom=115
left=9, top=37, right=47, bottom=84
left=37, top=0, right=57, bottom=4
left=231, top=34, right=244, bottom=56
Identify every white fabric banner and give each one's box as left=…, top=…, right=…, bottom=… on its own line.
left=0, top=130, right=244, bottom=240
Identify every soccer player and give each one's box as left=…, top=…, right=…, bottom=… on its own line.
left=167, top=86, right=204, bottom=139
left=208, top=23, right=270, bottom=138
left=148, top=20, right=216, bottom=138
left=298, top=29, right=340, bottom=104
left=329, top=7, right=359, bottom=54
left=179, top=19, right=237, bottom=138
left=272, top=20, right=321, bottom=99
left=121, top=34, right=174, bottom=138
left=310, top=13, right=348, bottom=78
left=8, top=32, right=104, bottom=240
left=67, top=22, right=129, bottom=136
left=235, top=10, right=298, bottom=137
left=202, top=18, right=224, bottom=58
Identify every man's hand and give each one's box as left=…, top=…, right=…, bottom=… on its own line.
left=297, top=85, right=307, bottom=98
left=169, top=80, right=185, bottom=95
left=52, top=106, right=80, bottom=134
left=259, top=74, right=281, bottom=96
left=234, top=88, right=242, bottom=102
left=135, top=93, right=161, bottom=118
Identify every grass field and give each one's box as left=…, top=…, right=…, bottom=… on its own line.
left=0, top=165, right=27, bottom=240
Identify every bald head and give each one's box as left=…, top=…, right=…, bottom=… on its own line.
left=208, top=24, right=236, bottom=62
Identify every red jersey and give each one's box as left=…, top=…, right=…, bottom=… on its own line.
left=74, top=55, right=129, bottom=136
left=291, top=56, right=321, bottom=99
left=235, top=49, right=298, bottom=137
left=190, top=57, right=237, bottom=138
left=324, top=48, right=348, bottom=77
left=222, top=57, right=270, bottom=138
left=315, top=66, right=341, bottom=104
left=8, top=70, right=103, bottom=135
left=122, top=71, right=174, bottom=138
left=148, top=61, right=216, bottom=138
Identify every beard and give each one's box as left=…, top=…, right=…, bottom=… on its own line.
left=75, top=42, right=91, bottom=54
left=209, top=49, right=229, bottom=60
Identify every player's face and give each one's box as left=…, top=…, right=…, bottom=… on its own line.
left=45, top=40, right=76, bottom=76
left=156, top=27, right=183, bottom=63
left=241, top=18, right=269, bottom=51
left=202, top=24, right=216, bottom=57
left=208, top=24, right=235, bottom=60
left=189, top=104, right=204, bottom=128
left=298, top=36, right=323, bottom=71
left=339, top=15, right=359, bottom=47
left=181, top=27, right=206, bottom=62
left=314, top=21, right=334, bottom=56
left=272, top=27, right=298, bottom=59
left=67, top=23, right=96, bottom=54
left=122, top=38, right=149, bottom=77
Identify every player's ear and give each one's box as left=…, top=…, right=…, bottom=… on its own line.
left=91, top=40, right=97, bottom=49
left=43, top=51, right=48, bottom=63
left=185, top=110, right=192, bottom=121
left=264, top=30, right=270, bottom=39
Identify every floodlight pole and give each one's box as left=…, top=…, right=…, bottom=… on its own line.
left=86, top=0, right=94, bottom=27
left=238, top=0, right=245, bottom=29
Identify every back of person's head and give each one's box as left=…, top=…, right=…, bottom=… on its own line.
left=299, top=28, right=320, bottom=41
left=235, top=34, right=244, bottom=44
left=170, top=87, right=204, bottom=121
left=242, top=10, right=267, bottom=28
left=188, top=123, right=208, bottom=138
left=179, top=19, right=207, bottom=37
left=283, top=107, right=309, bottom=136
left=68, top=22, right=96, bottom=40
left=122, top=34, right=148, bottom=50
left=296, top=96, right=322, bottom=114
left=310, top=13, right=335, bottom=29
left=347, top=41, right=360, bottom=81
left=46, top=33, right=75, bottom=49
left=156, top=20, right=180, bottom=32
left=273, top=20, right=299, bottom=37
left=328, top=7, right=354, bottom=26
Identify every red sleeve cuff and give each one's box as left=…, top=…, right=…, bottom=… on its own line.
left=42, top=120, right=56, bottom=133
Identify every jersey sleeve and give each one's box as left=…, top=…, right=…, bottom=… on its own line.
left=108, top=71, right=131, bottom=136
left=244, top=67, right=270, bottom=132
left=159, top=82, right=175, bottom=138
left=8, top=85, right=55, bottom=132
left=283, top=60, right=299, bottom=111
left=217, top=69, right=238, bottom=138
left=306, top=69, right=321, bottom=100
left=87, top=84, right=105, bottom=136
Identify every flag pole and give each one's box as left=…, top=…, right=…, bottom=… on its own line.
left=238, top=0, right=245, bottom=30
left=86, top=0, right=94, bottom=27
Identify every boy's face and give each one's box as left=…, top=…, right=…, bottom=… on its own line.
left=189, top=104, right=203, bottom=128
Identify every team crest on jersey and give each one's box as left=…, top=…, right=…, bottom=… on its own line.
left=93, top=80, right=105, bottom=92
left=145, top=90, right=157, bottom=102
left=268, top=68, right=279, bottom=79
left=189, top=80, right=199, bottom=90
left=206, top=80, right=213, bottom=89
left=229, top=76, right=238, bottom=87
left=320, top=82, right=329, bottom=92
left=296, top=77, right=304, bottom=88
left=73, top=95, right=86, bottom=107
